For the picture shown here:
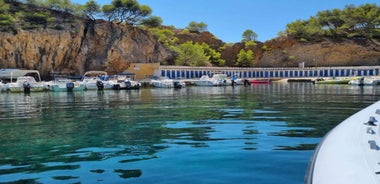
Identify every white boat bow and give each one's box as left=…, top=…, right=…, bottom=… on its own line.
left=306, top=100, right=380, bottom=184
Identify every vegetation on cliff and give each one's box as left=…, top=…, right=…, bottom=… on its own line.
left=284, top=4, right=379, bottom=41
left=0, top=0, right=379, bottom=73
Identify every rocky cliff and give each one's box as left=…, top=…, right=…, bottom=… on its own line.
left=0, top=20, right=171, bottom=78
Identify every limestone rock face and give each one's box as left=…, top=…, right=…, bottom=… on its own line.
left=0, top=20, right=172, bottom=78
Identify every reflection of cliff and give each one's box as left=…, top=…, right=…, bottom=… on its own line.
left=0, top=20, right=172, bottom=78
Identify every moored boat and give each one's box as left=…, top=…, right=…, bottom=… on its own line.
left=231, top=75, right=244, bottom=85
left=193, top=75, right=218, bottom=86
left=7, top=76, right=46, bottom=93
left=249, top=78, right=271, bottom=84
left=150, top=77, right=185, bottom=88
left=348, top=77, right=380, bottom=86
left=81, top=71, right=115, bottom=90
left=48, top=78, right=85, bottom=92
left=3, top=70, right=45, bottom=93
left=193, top=74, right=231, bottom=86
left=305, top=100, right=380, bottom=184
left=313, top=77, right=353, bottom=84
left=110, top=74, right=141, bottom=90
left=124, top=78, right=142, bottom=89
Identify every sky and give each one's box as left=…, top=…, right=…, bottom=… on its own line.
left=75, top=0, right=378, bottom=43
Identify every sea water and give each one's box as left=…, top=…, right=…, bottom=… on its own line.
left=0, top=83, right=379, bottom=184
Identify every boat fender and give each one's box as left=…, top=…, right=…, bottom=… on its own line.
left=23, top=81, right=31, bottom=93
left=96, top=80, right=104, bottom=90
left=66, top=82, right=75, bottom=92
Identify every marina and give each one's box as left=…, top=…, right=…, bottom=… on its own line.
left=1, top=66, right=380, bottom=93
left=0, top=83, right=379, bottom=183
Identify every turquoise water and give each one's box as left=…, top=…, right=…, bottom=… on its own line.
left=0, top=83, right=379, bottom=184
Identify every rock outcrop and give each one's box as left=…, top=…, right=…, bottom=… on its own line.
left=0, top=20, right=172, bottom=78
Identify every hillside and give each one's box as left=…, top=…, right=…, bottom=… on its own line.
left=0, top=1, right=379, bottom=78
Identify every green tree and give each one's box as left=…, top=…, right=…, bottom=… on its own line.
left=200, top=43, right=225, bottom=66
left=236, top=49, right=254, bottom=67
left=22, top=12, right=53, bottom=29
left=185, top=21, right=207, bottom=32
left=83, top=0, right=100, bottom=20
left=317, top=9, right=345, bottom=37
left=0, top=0, right=15, bottom=31
left=175, top=41, right=210, bottom=66
left=245, top=40, right=257, bottom=47
left=242, top=29, right=258, bottom=42
left=0, top=0, right=9, bottom=12
left=342, top=4, right=380, bottom=38
left=304, top=16, right=323, bottom=39
left=149, top=27, right=178, bottom=47
left=286, top=19, right=307, bottom=39
left=102, top=0, right=152, bottom=24
left=46, top=0, right=62, bottom=10
left=285, top=4, right=379, bottom=40
left=140, top=15, right=162, bottom=27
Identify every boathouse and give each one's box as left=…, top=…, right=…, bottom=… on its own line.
left=158, top=66, right=380, bottom=79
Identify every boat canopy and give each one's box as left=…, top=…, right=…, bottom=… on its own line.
left=0, top=69, right=41, bottom=82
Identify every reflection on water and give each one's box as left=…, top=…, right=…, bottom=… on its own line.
left=0, top=83, right=379, bottom=183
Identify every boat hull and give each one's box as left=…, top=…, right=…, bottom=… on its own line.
left=8, top=86, right=46, bottom=93
left=50, top=83, right=85, bottom=92
left=305, top=100, right=380, bottom=184
left=249, top=79, right=271, bottom=84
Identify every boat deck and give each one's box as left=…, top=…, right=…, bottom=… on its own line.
left=306, top=101, right=380, bottom=184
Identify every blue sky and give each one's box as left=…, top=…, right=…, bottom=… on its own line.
left=76, top=0, right=378, bottom=43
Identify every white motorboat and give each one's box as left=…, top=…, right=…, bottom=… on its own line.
left=110, top=75, right=141, bottom=90
left=81, top=71, right=115, bottom=90
left=193, top=75, right=218, bottom=86
left=7, top=76, right=46, bottom=93
left=305, top=100, right=380, bottom=184
left=348, top=77, right=380, bottom=86
left=3, top=70, right=45, bottom=93
left=193, top=74, right=231, bottom=86
left=231, top=75, right=244, bottom=85
left=150, top=77, right=185, bottom=88
left=47, top=78, right=85, bottom=92
left=124, top=78, right=142, bottom=89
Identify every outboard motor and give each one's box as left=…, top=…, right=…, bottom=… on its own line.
left=173, top=81, right=182, bottom=88
left=66, top=82, right=75, bottom=92
left=125, top=81, right=132, bottom=89
left=113, top=84, right=120, bottom=90
left=244, top=79, right=250, bottom=87
left=96, top=80, right=104, bottom=90
left=359, top=77, right=364, bottom=86
left=23, top=81, right=31, bottom=93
